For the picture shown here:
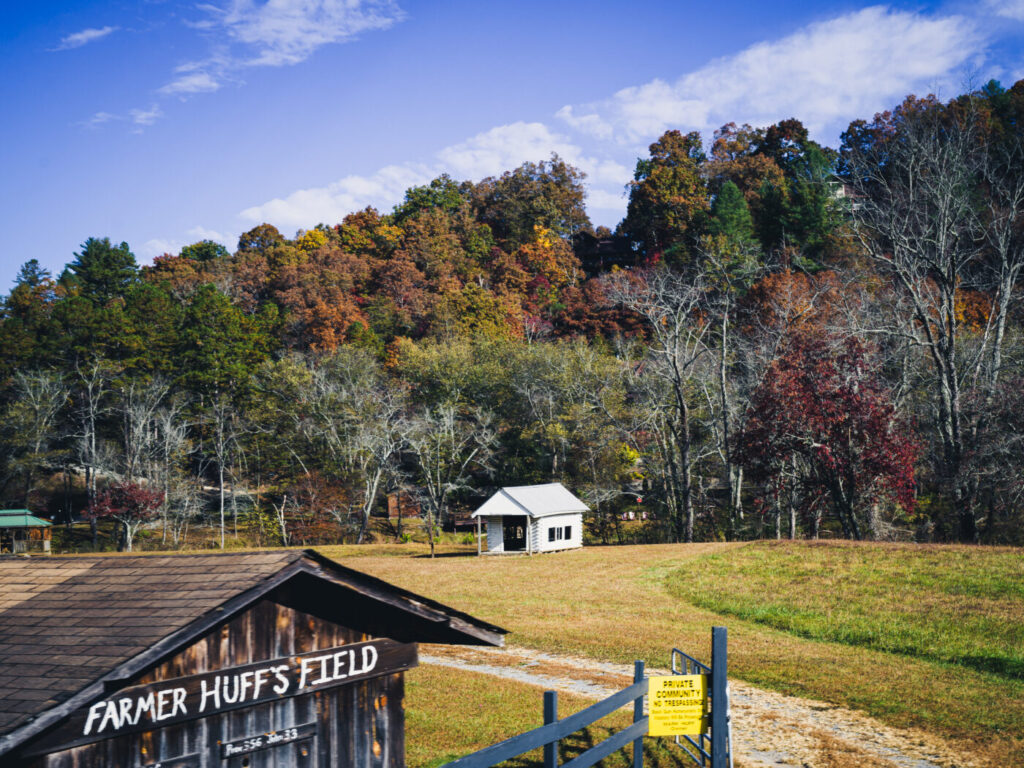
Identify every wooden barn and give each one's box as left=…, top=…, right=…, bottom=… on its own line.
left=0, top=550, right=505, bottom=768
left=472, top=483, right=589, bottom=555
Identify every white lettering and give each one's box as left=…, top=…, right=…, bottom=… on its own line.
left=98, top=701, right=120, bottom=733
left=83, top=701, right=106, bottom=736
left=253, top=668, right=269, bottom=699
left=271, top=664, right=289, bottom=695
left=133, top=692, right=155, bottom=725
left=239, top=670, right=255, bottom=702
left=199, top=678, right=220, bottom=712
left=222, top=674, right=241, bottom=705
left=171, top=687, right=187, bottom=718
left=362, top=644, right=378, bottom=674
left=156, top=689, right=176, bottom=721
left=117, top=697, right=132, bottom=728
left=332, top=650, right=348, bottom=681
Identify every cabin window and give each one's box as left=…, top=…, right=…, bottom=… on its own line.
left=548, top=528, right=556, bottom=542
left=548, top=526, right=565, bottom=542
left=564, top=525, right=572, bottom=539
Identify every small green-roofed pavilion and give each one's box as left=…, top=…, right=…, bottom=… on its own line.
left=0, top=510, right=52, bottom=554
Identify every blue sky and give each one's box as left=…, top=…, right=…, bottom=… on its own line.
left=2, top=0, right=1023, bottom=286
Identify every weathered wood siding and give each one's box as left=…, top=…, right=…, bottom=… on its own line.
left=27, top=600, right=405, bottom=768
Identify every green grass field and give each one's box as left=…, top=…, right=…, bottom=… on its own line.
left=316, top=540, right=1024, bottom=767
left=666, top=540, right=1024, bottom=679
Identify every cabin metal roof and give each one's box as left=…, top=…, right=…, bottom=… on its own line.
left=0, top=510, right=51, bottom=528
left=471, top=482, right=590, bottom=519
left=0, top=549, right=505, bottom=756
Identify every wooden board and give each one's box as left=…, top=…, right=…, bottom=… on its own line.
left=35, top=640, right=416, bottom=754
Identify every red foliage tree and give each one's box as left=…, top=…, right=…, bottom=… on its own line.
left=734, top=334, right=919, bottom=539
left=87, top=481, right=164, bottom=551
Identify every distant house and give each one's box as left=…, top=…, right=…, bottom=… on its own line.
left=0, top=510, right=51, bottom=555
left=471, top=483, right=589, bottom=555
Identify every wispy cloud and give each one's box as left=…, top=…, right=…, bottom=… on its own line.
left=161, top=0, right=404, bottom=97
left=130, top=105, right=163, bottom=126
left=80, top=111, right=119, bottom=128
left=220, top=0, right=405, bottom=67
left=159, top=71, right=222, bottom=96
left=557, top=6, right=983, bottom=144
left=53, top=25, right=117, bottom=51
left=987, top=0, right=1024, bottom=21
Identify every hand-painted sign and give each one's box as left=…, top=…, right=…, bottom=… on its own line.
left=55, top=639, right=415, bottom=749
left=219, top=722, right=317, bottom=758
left=647, top=674, right=708, bottom=736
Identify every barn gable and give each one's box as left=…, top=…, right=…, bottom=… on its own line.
left=0, top=550, right=505, bottom=767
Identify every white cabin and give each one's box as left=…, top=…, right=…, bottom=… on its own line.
left=471, top=483, right=589, bottom=555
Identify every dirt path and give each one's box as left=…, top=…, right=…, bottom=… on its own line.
left=420, top=644, right=978, bottom=768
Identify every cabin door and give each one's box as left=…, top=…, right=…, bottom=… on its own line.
left=503, top=516, right=528, bottom=551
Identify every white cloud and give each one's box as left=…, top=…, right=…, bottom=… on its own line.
left=221, top=0, right=405, bottom=67
left=239, top=121, right=636, bottom=230
left=586, top=188, right=628, bottom=211
left=240, top=123, right=590, bottom=228
left=159, top=71, right=222, bottom=95
left=130, top=104, right=163, bottom=126
left=240, top=163, right=432, bottom=228
left=54, top=26, right=117, bottom=51
left=187, top=225, right=233, bottom=244
left=987, top=0, right=1024, bottom=21
left=81, top=111, right=119, bottom=128
left=436, top=122, right=580, bottom=179
left=164, top=0, right=405, bottom=96
left=558, top=6, right=982, bottom=143
left=140, top=238, right=183, bottom=260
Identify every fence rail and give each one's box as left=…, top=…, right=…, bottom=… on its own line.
left=440, top=627, right=729, bottom=768
left=440, top=663, right=648, bottom=768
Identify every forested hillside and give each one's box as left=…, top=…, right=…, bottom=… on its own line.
left=4, top=79, right=1024, bottom=549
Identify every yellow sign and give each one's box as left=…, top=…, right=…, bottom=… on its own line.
left=647, top=674, right=708, bottom=736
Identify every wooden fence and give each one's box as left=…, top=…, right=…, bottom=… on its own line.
left=440, top=627, right=730, bottom=768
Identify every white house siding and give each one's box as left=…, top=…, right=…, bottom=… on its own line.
left=530, top=513, right=583, bottom=553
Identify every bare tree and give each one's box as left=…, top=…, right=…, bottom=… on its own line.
left=843, top=100, right=1024, bottom=540
left=118, top=378, right=170, bottom=483
left=605, top=267, right=713, bottom=542
left=6, top=370, right=68, bottom=506
left=403, top=402, right=495, bottom=558
left=71, top=361, right=117, bottom=547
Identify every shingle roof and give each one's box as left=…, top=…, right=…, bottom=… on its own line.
left=0, top=549, right=505, bottom=754
left=471, top=482, right=590, bottom=518
left=0, top=551, right=301, bottom=739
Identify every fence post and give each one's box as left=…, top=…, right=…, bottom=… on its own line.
left=633, top=660, right=644, bottom=768
left=710, top=626, right=728, bottom=768
left=543, top=690, right=558, bottom=768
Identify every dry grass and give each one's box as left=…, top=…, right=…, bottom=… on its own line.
left=405, top=663, right=690, bottom=768
left=318, top=541, right=1024, bottom=768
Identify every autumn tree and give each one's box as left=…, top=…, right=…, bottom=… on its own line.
left=473, top=155, right=590, bottom=249
left=623, top=130, right=710, bottom=262
left=735, top=334, right=919, bottom=540
left=87, top=481, right=164, bottom=551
